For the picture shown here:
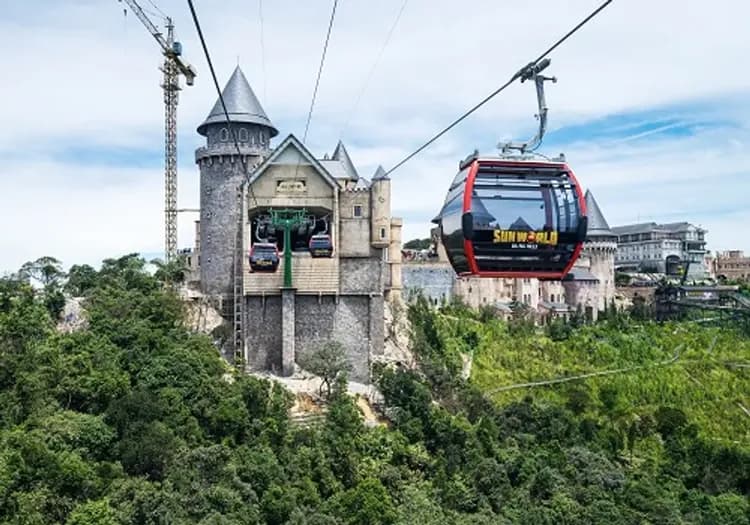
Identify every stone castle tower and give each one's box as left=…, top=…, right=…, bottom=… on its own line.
left=562, top=190, right=617, bottom=319
left=196, top=66, right=278, bottom=296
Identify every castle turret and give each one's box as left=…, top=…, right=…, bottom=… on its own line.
left=196, top=66, right=278, bottom=296
left=370, top=165, right=391, bottom=248
left=583, top=190, right=618, bottom=312
left=563, top=190, right=618, bottom=319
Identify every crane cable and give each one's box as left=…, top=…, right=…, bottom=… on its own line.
left=340, top=0, right=409, bottom=139
left=186, top=0, right=261, bottom=206
left=302, top=0, right=339, bottom=145
left=384, top=0, right=614, bottom=177
left=146, top=0, right=167, bottom=19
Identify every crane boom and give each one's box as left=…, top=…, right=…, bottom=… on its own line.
left=118, top=0, right=197, bottom=261
left=120, top=0, right=197, bottom=84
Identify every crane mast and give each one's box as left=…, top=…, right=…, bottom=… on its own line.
left=118, top=0, right=197, bottom=261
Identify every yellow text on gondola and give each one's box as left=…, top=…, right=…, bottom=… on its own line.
left=493, top=230, right=558, bottom=245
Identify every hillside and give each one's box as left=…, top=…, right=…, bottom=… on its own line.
left=0, top=255, right=748, bottom=524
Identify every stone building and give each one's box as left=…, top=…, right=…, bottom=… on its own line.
left=562, top=190, right=618, bottom=321
left=712, top=250, right=750, bottom=281
left=187, top=67, right=402, bottom=382
left=612, top=221, right=708, bottom=277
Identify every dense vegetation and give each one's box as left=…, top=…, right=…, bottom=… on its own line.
left=402, top=238, right=432, bottom=250
left=1, top=255, right=749, bottom=524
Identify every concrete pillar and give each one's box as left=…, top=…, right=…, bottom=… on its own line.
left=281, top=289, right=296, bottom=376
left=369, top=294, right=384, bottom=358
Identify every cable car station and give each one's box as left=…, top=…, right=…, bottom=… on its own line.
left=189, top=67, right=402, bottom=381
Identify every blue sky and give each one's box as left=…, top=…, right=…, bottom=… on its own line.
left=0, top=0, right=749, bottom=273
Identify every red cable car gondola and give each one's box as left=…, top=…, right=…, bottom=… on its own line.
left=434, top=153, right=587, bottom=279
left=433, top=59, right=588, bottom=280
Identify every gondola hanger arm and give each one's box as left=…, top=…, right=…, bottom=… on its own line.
left=501, top=59, right=557, bottom=154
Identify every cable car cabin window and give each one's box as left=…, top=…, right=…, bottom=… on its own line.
left=469, top=165, right=584, bottom=276
left=439, top=190, right=470, bottom=274
left=436, top=165, right=471, bottom=271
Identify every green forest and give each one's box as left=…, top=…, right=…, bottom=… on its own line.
left=1, top=254, right=749, bottom=524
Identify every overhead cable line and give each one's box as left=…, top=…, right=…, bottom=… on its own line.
left=341, top=0, right=409, bottom=138
left=384, top=0, right=614, bottom=177
left=186, top=0, right=260, bottom=206
left=302, top=0, right=339, bottom=144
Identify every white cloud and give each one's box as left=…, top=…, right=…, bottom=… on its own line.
left=1, top=0, right=749, bottom=271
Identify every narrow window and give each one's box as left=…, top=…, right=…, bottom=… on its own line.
left=220, top=128, right=229, bottom=141
left=380, top=227, right=386, bottom=239
left=239, top=128, right=249, bottom=142
left=353, top=205, right=362, bottom=218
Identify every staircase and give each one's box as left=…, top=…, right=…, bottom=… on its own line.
left=244, top=255, right=339, bottom=295
left=289, top=410, right=328, bottom=428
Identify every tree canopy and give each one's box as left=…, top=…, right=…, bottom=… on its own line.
left=403, top=238, right=432, bottom=250
left=0, top=255, right=748, bottom=524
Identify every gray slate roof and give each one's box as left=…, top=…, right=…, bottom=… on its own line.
left=319, top=160, right=349, bottom=180
left=611, top=222, right=659, bottom=235
left=539, top=301, right=571, bottom=311
left=612, top=221, right=707, bottom=236
left=331, top=141, right=359, bottom=180
left=584, top=190, right=617, bottom=239
left=564, top=268, right=599, bottom=282
left=372, top=165, right=389, bottom=180
left=197, top=66, right=278, bottom=137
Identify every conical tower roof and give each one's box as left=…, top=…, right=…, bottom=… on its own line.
left=331, top=141, right=359, bottom=180
left=372, top=165, right=389, bottom=181
left=197, top=66, right=278, bottom=137
left=585, top=190, right=616, bottom=239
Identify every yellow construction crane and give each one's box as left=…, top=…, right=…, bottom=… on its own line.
left=118, top=0, right=197, bottom=261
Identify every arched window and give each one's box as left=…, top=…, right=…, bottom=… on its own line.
left=239, top=128, right=248, bottom=142
left=220, top=128, right=229, bottom=141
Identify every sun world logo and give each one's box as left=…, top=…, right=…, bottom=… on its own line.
left=493, top=230, right=559, bottom=245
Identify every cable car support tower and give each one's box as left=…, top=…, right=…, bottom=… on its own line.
left=119, top=0, right=197, bottom=261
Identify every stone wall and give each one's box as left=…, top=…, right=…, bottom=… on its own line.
left=245, top=294, right=380, bottom=383
left=244, top=296, right=283, bottom=373
left=540, top=281, right=566, bottom=304
left=562, top=280, right=599, bottom=321
left=402, top=264, right=455, bottom=303
left=339, top=191, right=372, bottom=257
left=340, top=257, right=385, bottom=294
left=587, top=244, right=617, bottom=311
left=199, top=156, right=249, bottom=297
